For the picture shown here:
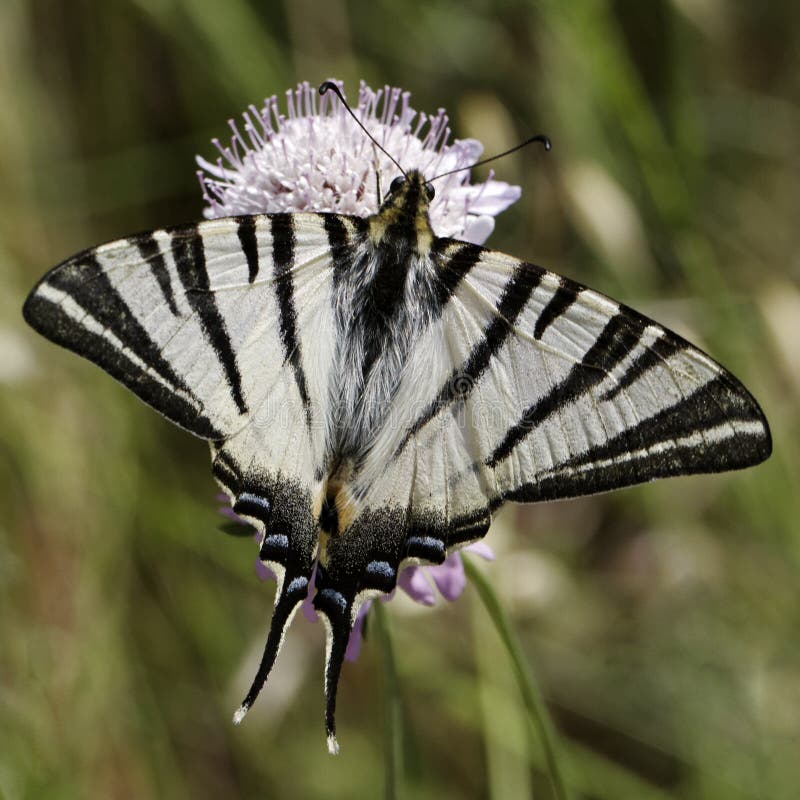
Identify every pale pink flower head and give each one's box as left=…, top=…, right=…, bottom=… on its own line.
left=197, top=80, right=521, bottom=244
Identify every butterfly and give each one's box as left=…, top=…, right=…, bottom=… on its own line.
left=22, top=92, right=771, bottom=754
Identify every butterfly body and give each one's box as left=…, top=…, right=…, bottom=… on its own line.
left=23, top=169, right=771, bottom=752
left=329, top=175, right=439, bottom=467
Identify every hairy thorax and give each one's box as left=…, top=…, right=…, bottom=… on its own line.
left=324, top=171, right=439, bottom=512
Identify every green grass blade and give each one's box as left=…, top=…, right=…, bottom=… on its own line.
left=464, top=555, right=572, bottom=800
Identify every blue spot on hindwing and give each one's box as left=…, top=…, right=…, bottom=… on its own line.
left=262, top=533, right=288, bottom=549
left=318, top=588, right=348, bottom=613
left=259, top=533, right=289, bottom=562
left=406, top=535, right=445, bottom=560
left=287, top=576, right=309, bottom=595
left=237, top=493, right=271, bottom=511
left=366, top=560, right=395, bottom=580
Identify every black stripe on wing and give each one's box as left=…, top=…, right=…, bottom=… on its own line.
left=488, top=312, right=645, bottom=467
left=323, top=213, right=368, bottom=285
left=171, top=223, right=248, bottom=415
left=44, top=250, right=191, bottom=395
left=237, top=216, right=260, bottom=283
left=534, top=283, right=578, bottom=340
left=431, top=240, right=483, bottom=312
left=212, top=449, right=241, bottom=493
left=445, top=507, right=492, bottom=549
left=134, top=233, right=179, bottom=316
left=23, top=290, right=222, bottom=439
left=23, top=248, right=224, bottom=438
left=270, top=213, right=312, bottom=424
left=505, top=374, right=771, bottom=503
left=396, top=258, right=544, bottom=457
left=600, top=331, right=683, bottom=402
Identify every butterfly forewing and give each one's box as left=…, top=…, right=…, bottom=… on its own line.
left=24, top=214, right=337, bottom=449
left=387, top=242, right=771, bottom=509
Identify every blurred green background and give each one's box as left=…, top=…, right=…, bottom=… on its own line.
left=1, top=1, right=798, bottom=798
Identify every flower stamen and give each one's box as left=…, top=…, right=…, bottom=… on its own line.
left=196, top=79, right=522, bottom=244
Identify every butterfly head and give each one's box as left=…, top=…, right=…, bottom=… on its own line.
left=386, top=170, right=436, bottom=204
left=371, top=169, right=436, bottom=251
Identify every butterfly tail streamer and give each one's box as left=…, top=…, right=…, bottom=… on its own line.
left=234, top=569, right=311, bottom=723
left=312, top=567, right=360, bottom=755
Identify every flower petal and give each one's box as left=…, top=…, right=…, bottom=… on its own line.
left=429, top=553, right=467, bottom=601
left=464, top=541, right=496, bottom=561
left=301, top=596, right=318, bottom=623
left=461, top=215, right=495, bottom=245
left=218, top=505, right=245, bottom=523
left=465, top=181, right=521, bottom=215
left=301, top=563, right=319, bottom=622
left=344, top=602, right=370, bottom=662
left=255, top=560, right=276, bottom=582
left=398, top=566, right=436, bottom=605
left=197, top=79, right=522, bottom=243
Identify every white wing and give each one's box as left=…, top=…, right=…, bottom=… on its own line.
left=349, top=239, right=771, bottom=559
left=24, top=213, right=340, bottom=453
left=25, top=209, right=349, bottom=603
left=23, top=209, right=378, bottom=581
left=23, top=210, right=368, bottom=727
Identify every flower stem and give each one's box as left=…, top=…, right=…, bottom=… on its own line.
left=373, top=602, right=402, bottom=800
left=464, top=555, right=572, bottom=800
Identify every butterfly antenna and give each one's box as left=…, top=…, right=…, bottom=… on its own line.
left=319, top=81, right=407, bottom=179
left=429, top=133, right=551, bottom=182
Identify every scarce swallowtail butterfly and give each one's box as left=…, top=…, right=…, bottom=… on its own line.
left=22, top=81, right=771, bottom=754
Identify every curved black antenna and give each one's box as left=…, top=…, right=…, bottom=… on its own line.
left=429, top=134, right=551, bottom=182
left=319, top=81, right=407, bottom=178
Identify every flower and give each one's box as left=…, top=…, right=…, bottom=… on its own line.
left=197, top=80, right=521, bottom=244
left=216, top=496, right=494, bottom=661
